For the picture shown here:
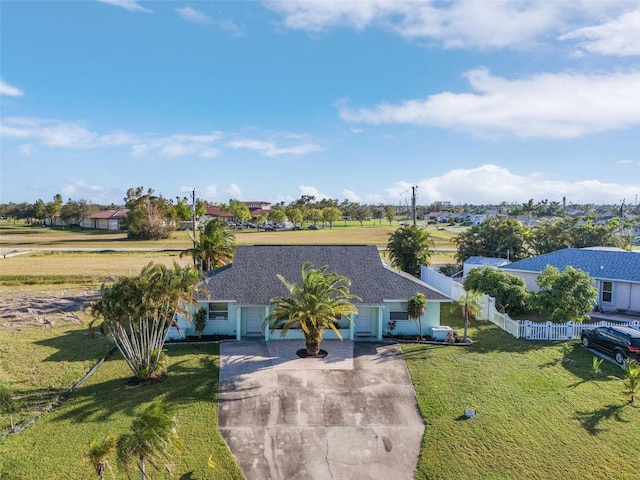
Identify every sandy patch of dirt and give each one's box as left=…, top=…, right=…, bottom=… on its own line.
left=0, top=287, right=99, bottom=328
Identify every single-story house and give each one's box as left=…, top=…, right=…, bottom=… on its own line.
left=171, top=245, right=450, bottom=341
left=82, top=209, right=128, bottom=230
left=463, top=256, right=511, bottom=278
left=500, top=247, right=640, bottom=314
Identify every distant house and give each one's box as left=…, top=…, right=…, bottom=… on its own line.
left=203, top=205, right=234, bottom=222
left=171, top=245, right=450, bottom=341
left=463, top=256, right=511, bottom=278
left=82, top=209, right=128, bottom=230
left=501, top=247, right=640, bottom=314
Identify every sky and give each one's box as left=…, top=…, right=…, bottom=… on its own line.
left=1, top=0, right=639, bottom=208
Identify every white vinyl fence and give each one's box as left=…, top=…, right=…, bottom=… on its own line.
left=421, top=266, right=640, bottom=341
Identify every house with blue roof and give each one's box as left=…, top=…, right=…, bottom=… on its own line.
left=501, top=247, right=640, bottom=314
left=170, top=244, right=451, bottom=341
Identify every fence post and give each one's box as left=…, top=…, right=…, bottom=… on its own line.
left=566, top=321, right=573, bottom=340
left=525, top=321, right=531, bottom=339
left=546, top=321, right=553, bottom=340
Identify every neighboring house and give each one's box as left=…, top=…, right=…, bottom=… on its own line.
left=81, top=209, right=128, bottom=230
left=500, top=247, right=640, bottom=314
left=463, top=256, right=511, bottom=278
left=203, top=205, right=234, bottom=222
left=171, top=245, right=450, bottom=341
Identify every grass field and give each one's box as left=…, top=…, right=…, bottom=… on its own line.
left=0, top=221, right=458, bottom=286
left=0, top=344, right=244, bottom=479
left=406, top=311, right=639, bottom=480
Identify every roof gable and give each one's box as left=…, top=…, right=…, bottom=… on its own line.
left=198, top=245, right=449, bottom=304
left=501, top=248, right=640, bottom=283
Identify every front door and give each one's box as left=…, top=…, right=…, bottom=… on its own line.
left=355, top=308, right=371, bottom=334
left=246, top=307, right=263, bottom=334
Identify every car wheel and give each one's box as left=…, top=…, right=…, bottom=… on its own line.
left=614, top=350, right=626, bottom=365
left=581, top=336, right=590, bottom=348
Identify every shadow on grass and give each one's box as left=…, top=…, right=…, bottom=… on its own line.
left=574, top=403, right=633, bottom=435
left=55, top=345, right=219, bottom=424
left=557, top=342, right=623, bottom=385
left=34, top=330, right=112, bottom=363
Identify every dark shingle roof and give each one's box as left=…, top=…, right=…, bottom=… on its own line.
left=197, top=245, right=449, bottom=304
left=501, top=248, right=640, bottom=283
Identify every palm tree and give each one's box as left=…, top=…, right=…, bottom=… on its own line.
left=181, top=218, right=235, bottom=272
left=407, top=292, right=427, bottom=340
left=450, top=291, right=482, bottom=342
left=117, top=401, right=182, bottom=480
left=622, top=359, right=640, bottom=404
left=265, top=263, right=361, bottom=356
left=90, top=262, right=201, bottom=381
left=87, top=436, right=117, bottom=480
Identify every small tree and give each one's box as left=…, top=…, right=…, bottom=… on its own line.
left=407, top=293, right=427, bottom=340
left=450, top=291, right=482, bottom=342
left=463, top=266, right=531, bottom=315
left=193, top=306, right=208, bottom=339
left=535, top=266, right=597, bottom=323
left=387, top=225, right=433, bottom=277
left=622, top=359, right=640, bottom=404
left=117, top=401, right=182, bottom=480
left=87, top=436, right=117, bottom=480
left=90, top=262, right=201, bottom=381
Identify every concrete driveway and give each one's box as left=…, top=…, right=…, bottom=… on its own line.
left=218, top=339, right=425, bottom=480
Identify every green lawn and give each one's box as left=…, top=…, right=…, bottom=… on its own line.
left=0, top=344, right=244, bottom=479
left=406, top=312, right=639, bottom=480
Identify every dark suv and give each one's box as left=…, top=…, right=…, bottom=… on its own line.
left=581, top=325, right=640, bottom=364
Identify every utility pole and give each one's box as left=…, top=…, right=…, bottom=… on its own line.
left=412, top=186, right=418, bottom=227
left=191, top=189, right=197, bottom=268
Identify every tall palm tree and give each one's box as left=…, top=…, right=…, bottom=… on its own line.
left=265, top=263, right=361, bottom=356
left=181, top=218, right=235, bottom=272
left=87, top=436, right=117, bottom=480
left=407, top=292, right=427, bottom=340
left=117, top=401, right=182, bottom=480
left=450, top=291, right=483, bottom=342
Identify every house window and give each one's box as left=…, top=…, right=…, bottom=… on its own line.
left=601, top=282, right=613, bottom=303
left=390, top=303, right=409, bottom=322
left=208, top=302, right=228, bottom=322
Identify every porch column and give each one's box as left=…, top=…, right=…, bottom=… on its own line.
left=264, top=306, right=270, bottom=342
left=377, top=307, right=384, bottom=340
left=349, top=313, right=355, bottom=341
left=235, top=306, right=241, bottom=341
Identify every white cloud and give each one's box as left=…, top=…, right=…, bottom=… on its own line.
left=342, top=189, right=360, bottom=202
left=0, top=79, right=23, bottom=97
left=265, top=1, right=630, bottom=50
left=61, top=180, right=105, bottom=198
left=227, top=137, right=322, bottom=156
left=224, top=183, right=243, bottom=199
left=175, top=6, right=244, bottom=35
left=383, top=164, right=640, bottom=205
left=0, top=117, right=223, bottom=157
left=616, top=159, right=634, bottom=164
left=560, top=6, right=640, bottom=57
left=97, top=0, right=152, bottom=13
left=339, top=69, right=640, bottom=139
left=298, top=185, right=332, bottom=200
left=176, top=6, right=213, bottom=24
left=202, top=184, right=218, bottom=199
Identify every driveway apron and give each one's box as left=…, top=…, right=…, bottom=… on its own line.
left=218, top=339, right=425, bottom=480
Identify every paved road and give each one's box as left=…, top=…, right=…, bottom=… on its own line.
left=218, top=339, right=425, bottom=480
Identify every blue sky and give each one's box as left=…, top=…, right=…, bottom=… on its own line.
left=1, top=0, right=639, bottom=207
